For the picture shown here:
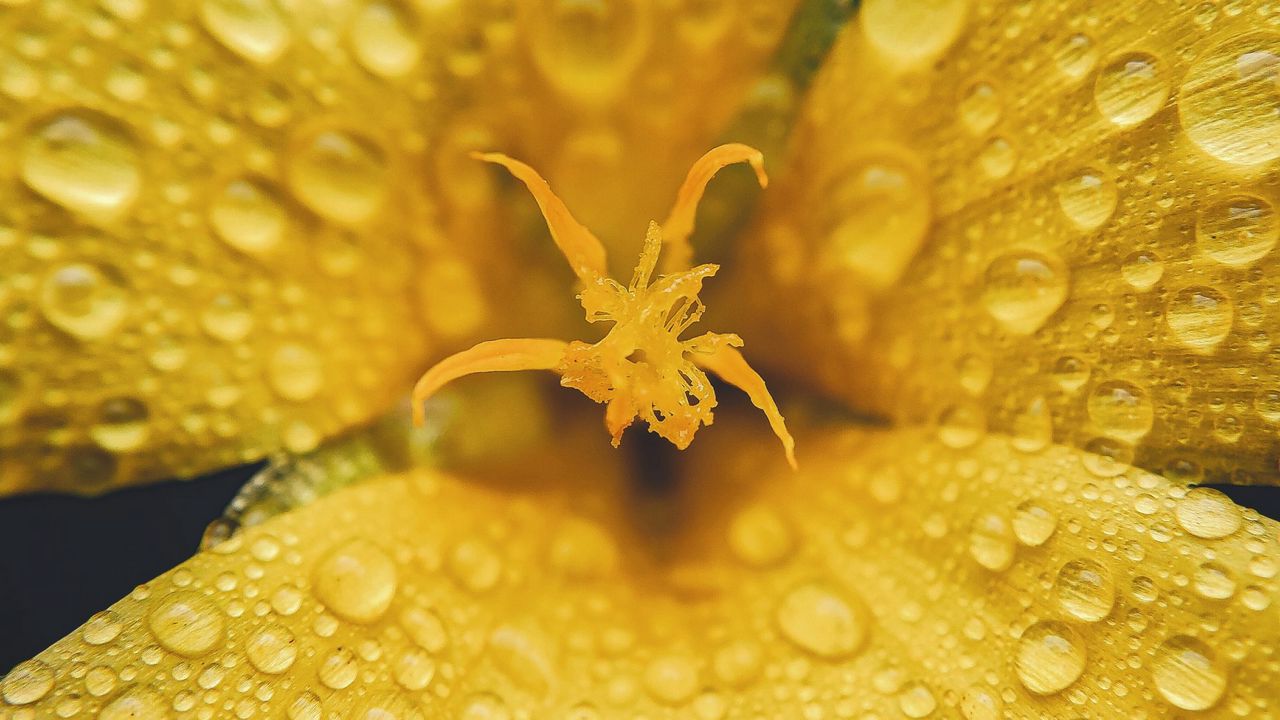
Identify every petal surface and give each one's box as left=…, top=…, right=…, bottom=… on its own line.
left=5, top=419, right=1279, bottom=718
left=0, top=0, right=798, bottom=493
left=729, top=0, right=1280, bottom=482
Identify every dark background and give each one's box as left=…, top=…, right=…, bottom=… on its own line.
left=0, top=460, right=1277, bottom=672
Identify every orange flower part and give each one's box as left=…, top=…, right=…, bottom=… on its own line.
left=411, top=146, right=796, bottom=468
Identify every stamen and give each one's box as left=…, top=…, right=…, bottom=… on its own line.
left=411, top=338, right=569, bottom=426
left=660, top=143, right=770, bottom=273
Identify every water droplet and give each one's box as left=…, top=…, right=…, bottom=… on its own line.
left=959, top=686, right=1001, bottom=720
left=210, top=177, right=288, bottom=255
left=39, top=262, right=129, bottom=340
left=775, top=582, right=866, bottom=659
left=1193, top=562, right=1236, bottom=599
left=959, top=81, right=1001, bottom=134
left=84, top=666, right=117, bottom=697
left=643, top=655, right=699, bottom=705
left=288, top=129, right=388, bottom=224
left=712, top=640, right=762, bottom=687
left=199, top=0, right=291, bottom=64
left=1094, top=51, right=1168, bottom=126
left=968, top=512, right=1015, bottom=570
left=981, top=250, right=1069, bottom=334
left=937, top=402, right=985, bottom=448
left=401, top=606, right=448, bottom=652
left=22, top=109, right=140, bottom=218
left=1015, top=621, right=1086, bottom=695
left=1121, top=251, right=1164, bottom=290
left=1055, top=558, right=1115, bottom=621
left=287, top=691, right=323, bottom=720
left=1057, top=33, right=1098, bottom=79
left=350, top=0, right=421, bottom=78
left=1180, top=33, right=1280, bottom=165
left=1175, top=488, right=1241, bottom=539
left=246, top=623, right=297, bottom=673
left=1056, top=169, right=1117, bottom=231
left=548, top=517, right=619, bottom=579
left=1010, top=395, right=1053, bottom=452
left=1196, top=194, right=1278, bottom=265
left=488, top=625, right=554, bottom=695
left=977, top=136, right=1016, bottom=178
left=90, top=396, right=150, bottom=452
left=268, top=343, right=323, bottom=402
left=728, top=503, right=793, bottom=567
left=1012, top=501, right=1056, bottom=546
left=526, top=0, right=651, bottom=102
left=1, top=660, right=53, bottom=705
left=820, top=150, right=931, bottom=290
left=861, top=0, right=968, bottom=64
left=147, top=591, right=225, bottom=657
left=1087, top=380, right=1153, bottom=441
left=1166, top=286, right=1233, bottom=351
left=393, top=649, right=436, bottom=690
left=317, top=646, right=359, bottom=690
left=1151, top=635, right=1227, bottom=711
left=313, top=538, right=397, bottom=623
left=897, top=681, right=937, bottom=718
left=82, top=610, right=123, bottom=645
left=1051, top=355, right=1090, bottom=392
left=446, top=538, right=502, bottom=593
left=98, top=686, right=168, bottom=720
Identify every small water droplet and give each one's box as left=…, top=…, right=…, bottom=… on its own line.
left=90, top=396, right=150, bottom=452
left=1193, top=562, right=1237, bottom=599
left=313, top=538, right=398, bottom=623
left=210, top=177, right=288, bottom=255
left=897, top=681, right=937, bottom=718
left=39, top=262, right=129, bottom=340
left=1012, top=501, right=1056, bottom=546
left=968, top=512, right=1015, bottom=570
left=1056, top=33, right=1098, bottom=79
left=288, top=129, right=388, bottom=224
left=1056, top=169, right=1117, bottom=231
left=643, top=655, right=699, bottom=705
left=959, top=81, right=1001, bottom=134
left=1121, top=251, right=1164, bottom=290
left=268, top=343, right=323, bottom=402
left=728, top=503, right=793, bottom=567
left=317, top=646, right=359, bottom=690
left=1055, top=558, right=1115, bottom=621
left=199, top=0, right=291, bottom=64
left=147, top=591, right=225, bottom=657
left=393, top=648, right=436, bottom=690
left=350, top=0, right=422, bottom=78
left=246, top=623, right=297, bottom=673
left=1015, top=621, right=1086, bottom=695
left=1087, top=380, right=1153, bottom=441
left=98, top=686, right=168, bottom=720
left=446, top=538, right=502, bottom=593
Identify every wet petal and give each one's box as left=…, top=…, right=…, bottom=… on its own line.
left=0, top=0, right=801, bottom=493
left=7, top=420, right=1277, bottom=717
left=730, top=0, right=1280, bottom=482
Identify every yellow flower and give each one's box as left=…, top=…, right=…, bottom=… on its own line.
left=2, top=2, right=1280, bottom=719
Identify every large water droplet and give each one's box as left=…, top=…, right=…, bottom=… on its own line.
left=775, top=582, right=866, bottom=659
left=199, top=0, right=291, bottom=64
left=1012, top=501, right=1056, bottom=546
left=897, top=681, right=937, bottom=718
left=1193, top=561, right=1236, bottom=600
left=1015, top=621, right=1086, bottom=695
left=1094, top=51, right=1168, bottom=126
left=1175, top=487, right=1241, bottom=539
left=643, top=655, right=699, bottom=705
left=39, top=262, right=129, bottom=340
left=1151, top=635, right=1227, bottom=711
left=1056, top=169, right=1117, bottom=231
left=1180, top=33, right=1280, bottom=165
left=488, top=625, right=555, bottom=695
left=318, top=646, right=359, bottom=689
left=147, top=591, right=225, bottom=657
left=1196, top=194, right=1278, bottom=266
left=1056, top=33, right=1098, bottom=79
left=313, top=538, right=398, bottom=623
left=22, top=109, right=140, bottom=218
left=210, top=177, right=288, bottom=255
left=1087, top=380, right=1153, bottom=441
left=1, top=659, right=53, bottom=705
left=1166, top=286, right=1233, bottom=351
left=1055, top=558, right=1115, bottom=621
left=526, top=0, right=651, bottom=102
left=861, top=0, right=968, bottom=64
left=1121, top=250, right=1164, bottom=290
left=288, top=129, right=388, bottom=224
left=981, top=250, right=1069, bottom=334
left=350, top=0, right=422, bottom=78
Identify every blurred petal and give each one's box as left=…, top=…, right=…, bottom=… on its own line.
left=730, top=0, right=1280, bottom=482
left=6, top=418, right=1279, bottom=717
left=0, top=0, right=800, bottom=493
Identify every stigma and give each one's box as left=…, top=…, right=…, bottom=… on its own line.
left=412, top=144, right=796, bottom=469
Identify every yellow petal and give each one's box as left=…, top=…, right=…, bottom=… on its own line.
left=7, top=417, right=1278, bottom=717
left=0, top=0, right=801, bottom=494
left=729, top=0, right=1280, bottom=482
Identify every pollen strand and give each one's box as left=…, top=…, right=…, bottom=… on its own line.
left=411, top=338, right=569, bottom=426
left=695, top=344, right=797, bottom=469
left=660, top=143, right=770, bottom=273
left=471, top=151, right=609, bottom=281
